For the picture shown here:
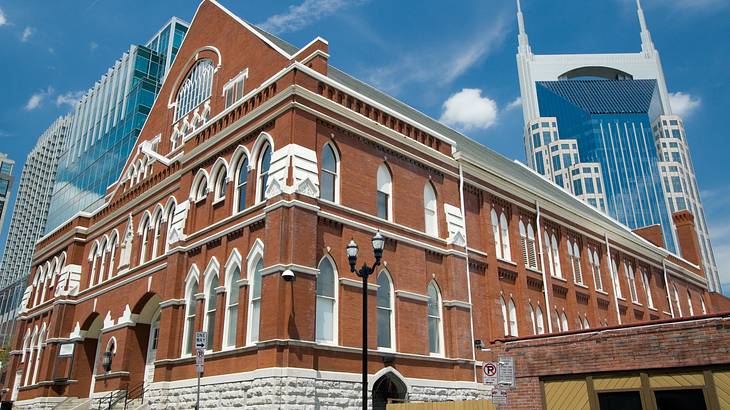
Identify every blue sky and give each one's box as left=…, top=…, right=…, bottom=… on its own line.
left=0, top=0, right=728, bottom=290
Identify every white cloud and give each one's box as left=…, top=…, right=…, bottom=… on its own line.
left=365, top=17, right=507, bottom=95
left=24, top=86, right=54, bottom=111
left=21, top=26, right=33, bottom=42
left=652, top=0, right=728, bottom=10
left=0, top=7, right=7, bottom=27
left=669, top=92, right=701, bottom=117
left=56, top=90, right=86, bottom=109
left=439, top=88, right=498, bottom=132
left=506, top=97, right=522, bottom=111
left=90, top=41, right=98, bottom=51
left=258, top=0, right=367, bottom=34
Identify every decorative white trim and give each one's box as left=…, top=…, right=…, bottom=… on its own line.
left=443, top=300, right=471, bottom=309
left=339, top=277, right=379, bottom=291
left=260, top=263, right=319, bottom=277
left=395, top=290, right=429, bottom=302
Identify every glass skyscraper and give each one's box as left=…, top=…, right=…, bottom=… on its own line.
left=515, top=0, right=721, bottom=292
left=0, top=153, right=14, bottom=237
left=45, top=18, right=188, bottom=233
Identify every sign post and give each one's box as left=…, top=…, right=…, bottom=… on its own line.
left=195, top=331, right=207, bottom=410
left=482, top=361, right=498, bottom=385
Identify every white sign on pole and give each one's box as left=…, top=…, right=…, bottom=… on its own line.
left=482, top=361, right=498, bottom=385
left=498, top=356, right=515, bottom=388
left=195, top=331, right=207, bottom=351
left=195, top=348, right=205, bottom=373
left=491, top=388, right=508, bottom=405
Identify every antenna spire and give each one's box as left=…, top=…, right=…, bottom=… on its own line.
left=636, top=0, right=655, bottom=53
left=516, top=0, right=532, bottom=55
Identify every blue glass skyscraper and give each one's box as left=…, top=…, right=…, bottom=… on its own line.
left=45, top=18, right=189, bottom=233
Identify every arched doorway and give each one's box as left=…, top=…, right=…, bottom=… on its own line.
left=81, top=314, right=103, bottom=398
left=372, top=371, right=408, bottom=410
left=134, top=293, right=162, bottom=389
left=144, top=308, right=161, bottom=388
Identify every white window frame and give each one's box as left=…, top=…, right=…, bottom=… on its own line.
left=181, top=266, right=199, bottom=357
left=315, top=256, right=338, bottom=345
left=175, top=59, right=214, bottom=121
left=320, top=143, right=340, bottom=204
left=491, top=209, right=502, bottom=259
left=641, top=269, right=654, bottom=308
left=222, top=250, right=242, bottom=350
left=376, top=164, right=393, bottom=221
left=246, top=240, right=265, bottom=345
left=376, top=270, right=396, bottom=351
left=256, top=143, right=272, bottom=204
left=500, top=212, right=511, bottom=261
left=222, top=68, right=248, bottom=109
left=427, top=282, right=444, bottom=356
left=423, top=182, right=438, bottom=236
left=202, top=258, right=220, bottom=353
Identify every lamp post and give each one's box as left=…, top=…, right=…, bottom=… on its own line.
left=346, top=231, right=385, bottom=410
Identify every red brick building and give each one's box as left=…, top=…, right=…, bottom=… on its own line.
left=3, top=1, right=726, bottom=408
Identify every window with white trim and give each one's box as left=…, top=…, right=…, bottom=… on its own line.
left=427, top=282, right=444, bottom=355
left=376, top=164, right=392, bottom=221
left=320, top=144, right=339, bottom=203
left=224, top=69, right=247, bottom=109
left=316, top=257, right=337, bottom=344
left=561, top=312, right=569, bottom=332
left=529, top=304, right=537, bottom=335
left=535, top=305, right=545, bottom=334
left=625, top=261, right=638, bottom=303
left=568, top=240, right=583, bottom=285
left=508, top=298, right=518, bottom=336
left=376, top=270, right=395, bottom=350
left=687, top=290, right=694, bottom=316
left=519, top=221, right=537, bottom=270
left=223, top=262, right=241, bottom=349
left=551, top=234, right=562, bottom=278
left=423, top=182, right=438, bottom=236
left=700, top=295, right=707, bottom=315
left=611, top=258, right=622, bottom=298
left=672, top=284, right=682, bottom=317
left=176, top=59, right=214, bottom=121
left=235, top=157, right=249, bottom=213
left=139, top=215, right=151, bottom=265
left=247, top=257, right=264, bottom=344
left=591, top=250, right=603, bottom=291
left=257, top=144, right=272, bottom=203
left=204, top=267, right=219, bottom=350
left=641, top=269, right=654, bottom=308
left=182, top=274, right=198, bottom=356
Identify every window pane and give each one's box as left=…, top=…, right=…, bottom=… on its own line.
left=597, top=392, right=642, bottom=410
left=376, top=273, right=391, bottom=308
left=654, top=389, right=706, bottom=410
left=316, top=297, right=334, bottom=342
left=322, top=145, right=336, bottom=172
left=428, top=317, right=439, bottom=353
left=321, top=172, right=335, bottom=202
left=377, top=308, right=391, bottom=348
left=317, top=260, right=335, bottom=298
left=250, top=301, right=260, bottom=342
left=377, top=192, right=388, bottom=219
left=226, top=305, right=238, bottom=347
left=253, top=259, right=263, bottom=298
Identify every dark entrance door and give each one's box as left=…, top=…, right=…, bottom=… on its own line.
left=372, top=373, right=407, bottom=410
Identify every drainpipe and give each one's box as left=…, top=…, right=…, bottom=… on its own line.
left=604, top=234, right=622, bottom=325
left=662, top=259, right=675, bottom=318
left=535, top=200, right=553, bottom=333
left=457, top=163, right=478, bottom=384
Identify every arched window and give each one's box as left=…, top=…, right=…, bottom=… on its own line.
left=641, top=269, right=654, bottom=309
left=31, top=324, right=45, bottom=385
left=535, top=306, right=545, bottom=334
left=164, top=199, right=177, bottom=253
left=139, top=214, right=151, bottom=265
left=686, top=290, right=694, bottom=316
left=376, top=164, right=392, bottom=221
left=223, top=253, right=241, bottom=349
left=151, top=209, right=163, bottom=259
left=568, top=241, right=582, bottom=285
left=592, top=250, right=603, bottom=291
left=39, top=266, right=49, bottom=304
left=423, top=183, right=438, bottom=236
left=195, top=177, right=208, bottom=201
left=107, top=233, right=118, bottom=279
left=376, top=270, right=395, bottom=350
left=257, top=144, right=272, bottom=203
left=247, top=252, right=264, bottom=345
left=625, top=261, right=638, bottom=303
left=700, top=295, right=707, bottom=315
left=24, top=327, right=38, bottom=386
left=21, top=329, right=30, bottom=363
left=499, top=213, right=511, bottom=261
left=561, top=312, right=569, bottom=332
left=611, top=258, right=622, bottom=298
left=508, top=298, right=518, bottom=336
left=316, top=257, right=337, bottom=344
left=97, top=238, right=107, bottom=285
left=519, top=221, right=537, bottom=269
left=529, top=304, right=537, bottom=335
left=175, top=59, right=214, bottom=121
left=213, top=163, right=228, bottom=202
left=320, top=143, right=339, bottom=202
left=88, top=244, right=98, bottom=287
left=551, top=235, right=561, bottom=278
left=672, top=284, right=682, bottom=317
left=204, top=260, right=219, bottom=350
left=582, top=317, right=589, bottom=330
left=491, top=209, right=502, bottom=258
left=235, top=157, right=249, bottom=212
left=182, top=269, right=198, bottom=356
left=499, top=297, right=509, bottom=336
left=426, top=282, right=443, bottom=355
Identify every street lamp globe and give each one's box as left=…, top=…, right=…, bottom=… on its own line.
left=371, top=231, right=385, bottom=263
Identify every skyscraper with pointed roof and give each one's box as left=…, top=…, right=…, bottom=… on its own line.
left=515, top=0, right=721, bottom=292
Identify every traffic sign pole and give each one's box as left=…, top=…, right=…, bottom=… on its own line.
left=195, top=331, right=207, bottom=410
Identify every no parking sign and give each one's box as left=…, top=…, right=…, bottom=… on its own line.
left=483, top=361, right=498, bottom=385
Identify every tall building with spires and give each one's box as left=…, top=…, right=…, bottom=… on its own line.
left=515, top=0, right=720, bottom=292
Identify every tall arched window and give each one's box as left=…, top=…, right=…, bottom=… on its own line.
left=625, top=261, right=638, bottom=303
left=257, top=144, right=272, bottom=203
left=554, top=310, right=562, bottom=332
left=97, top=239, right=108, bottom=285
left=320, top=144, right=338, bottom=202
left=24, top=327, right=38, bottom=386
left=223, top=261, right=241, bottom=349
left=582, top=317, right=589, bottom=330
left=700, top=295, right=707, bottom=315
left=204, top=260, right=219, bottom=350
left=519, top=221, right=537, bottom=269
left=591, top=250, right=603, bottom=291
left=182, top=269, right=198, bottom=356
left=686, top=290, right=694, bottom=316
left=499, top=297, right=509, bottom=336
left=212, top=162, right=228, bottom=202
left=376, top=270, right=395, bottom=350
left=88, top=244, right=98, bottom=288
left=423, top=182, right=438, bottom=236
left=529, top=304, right=537, bottom=335
left=164, top=200, right=177, bottom=253
left=107, top=232, right=118, bottom=279
left=551, top=235, right=562, bottom=278
left=139, top=214, right=151, bottom=265
left=672, top=284, right=682, bottom=317
left=376, top=164, right=392, bottom=221
left=316, top=257, right=337, bottom=344
left=31, top=324, right=45, bottom=385
left=427, top=282, right=443, bottom=355
left=175, top=59, right=214, bottom=121
left=235, top=157, right=249, bottom=212
left=508, top=298, right=518, bottom=336
left=568, top=240, right=582, bottom=285
left=561, top=312, right=569, bottom=332
left=151, top=210, right=163, bottom=259
left=611, top=258, right=622, bottom=298
left=641, top=269, right=654, bottom=308
left=535, top=305, right=545, bottom=334
left=499, top=212, right=511, bottom=261
left=247, top=250, right=264, bottom=345
left=491, top=209, right=502, bottom=258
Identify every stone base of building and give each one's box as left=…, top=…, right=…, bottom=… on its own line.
left=146, top=367, right=490, bottom=409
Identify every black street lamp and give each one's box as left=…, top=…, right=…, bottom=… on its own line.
left=346, top=231, right=385, bottom=410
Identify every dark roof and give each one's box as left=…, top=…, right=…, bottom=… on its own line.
left=537, top=79, right=658, bottom=114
